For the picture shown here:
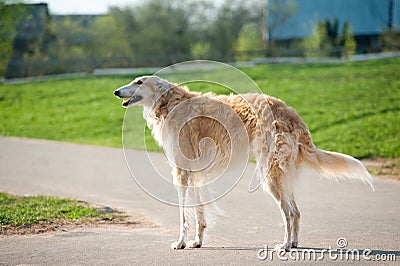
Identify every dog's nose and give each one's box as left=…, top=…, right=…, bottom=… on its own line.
left=114, top=90, right=120, bottom=97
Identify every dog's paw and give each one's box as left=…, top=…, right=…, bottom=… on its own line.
left=187, top=240, right=202, bottom=248
left=291, top=241, right=298, bottom=248
left=170, top=241, right=186, bottom=250
left=274, top=242, right=290, bottom=251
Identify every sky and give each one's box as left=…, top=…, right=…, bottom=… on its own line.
left=27, top=0, right=141, bottom=14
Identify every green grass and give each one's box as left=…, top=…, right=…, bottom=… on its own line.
left=0, top=75, right=130, bottom=147
left=0, top=193, right=100, bottom=227
left=0, top=58, right=399, bottom=158
left=244, top=58, right=400, bottom=158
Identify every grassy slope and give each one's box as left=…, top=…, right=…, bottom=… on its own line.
left=0, top=75, right=130, bottom=147
left=0, top=193, right=100, bottom=226
left=0, top=58, right=399, bottom=158
left=244, top=58, right=400, bottom=158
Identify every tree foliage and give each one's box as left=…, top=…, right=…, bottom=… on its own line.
left=343, top=22, right=356, bottom=56
left=105, top=0, right=261, bottom=62
left=235, top=23, right=265, bottom=61
left=89, top=15, right=134, bottom=58
left=381, top=27, right=400, bottom=52
left=302, top=18, right=356, bottom=57
left=48, top=17, right=90, bottom=59
left=1, top=0, right=297, bottom=77
left=207, top=0, right=251, bottom=61
left=0, top=1, right=26, bottom=75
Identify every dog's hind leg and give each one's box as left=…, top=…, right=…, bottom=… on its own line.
left=187, top=188, right=206, bottom=248
left=276, top=194, right=293, bottom=251
left=171, top=169, right=189, bottom=250
left=289, top=194, right=300, bottom=248
left=263, top=172, right=294, bottom=251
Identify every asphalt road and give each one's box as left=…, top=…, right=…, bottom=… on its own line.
left=0, top=137, right=399, bottom=265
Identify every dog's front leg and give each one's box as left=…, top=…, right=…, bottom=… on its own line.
left=187, top=204, right=206, bottom=248
left=171, top=171, right=189, bottom=250
left=187, top=188, right=206, bottom=248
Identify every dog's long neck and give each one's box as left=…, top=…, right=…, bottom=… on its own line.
left=144, top=84, right=200, bottom=146
left=153, top=85, right=199, bottom=121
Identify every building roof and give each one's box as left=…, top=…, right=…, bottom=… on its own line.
left=269, top=0, right=400, bottom=40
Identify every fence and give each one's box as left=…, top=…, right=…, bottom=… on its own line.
left=3, top=46, right=398, bottom=79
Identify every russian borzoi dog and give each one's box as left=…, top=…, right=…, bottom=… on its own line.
left=114, top=75, right=373, bottom=250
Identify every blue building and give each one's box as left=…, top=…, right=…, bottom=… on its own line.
left=268, top=0, right=400, bottom=52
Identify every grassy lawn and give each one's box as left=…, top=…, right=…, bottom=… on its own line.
left=0, top=192, right=131, bottom=235
left=0, top=75, right=128, bottom=147
left=0, top=193, right=100, bottom=227
left=0, top=57, right=399, bottom=158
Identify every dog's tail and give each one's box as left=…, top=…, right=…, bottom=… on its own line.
left=302, top=148, right=374, bottom=190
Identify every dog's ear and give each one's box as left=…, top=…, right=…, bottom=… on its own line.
left=156, top=79, right=170, bottom=92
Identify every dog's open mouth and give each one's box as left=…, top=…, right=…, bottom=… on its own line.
left=122, top=95, right=143, bottom=107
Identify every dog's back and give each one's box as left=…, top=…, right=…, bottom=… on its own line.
left=217, top=93, right=373, bottom=188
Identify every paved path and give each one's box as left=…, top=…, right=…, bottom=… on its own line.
left=0, top=137, right=399, bottom=264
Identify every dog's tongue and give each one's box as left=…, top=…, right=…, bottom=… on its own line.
left=122, top=98, right=131, bottom=107
left=122, top=95, right=143, bottom=107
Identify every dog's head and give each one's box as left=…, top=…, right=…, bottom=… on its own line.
left=114, top=75, right=170, bottom=108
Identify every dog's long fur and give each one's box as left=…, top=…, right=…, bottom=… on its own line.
left=114, top=75, right=373, bottom=250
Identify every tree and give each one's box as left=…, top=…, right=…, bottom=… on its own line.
left=343, top=21, right=356, bottom=56
left=108, top=6, right=138, bottom=55
left=302, top=18, right=357, bottom=57
left=191, top=42, right=212, bottom=59
left=109, top=0, right=193, bottom=65
left=0, top=1, right=26, bottom=76
left=48, top=16, right=93, bottom=59
left=325, top=17, right=339, bottom=46
left=89, top=15, right=134, bottom=58
left=381, top=27, right=400, bottom=52
left=2, top=2, right=55, bottom=78
left=235, top=23, right=264, bottom=61
left=207, top=0, right=252, bottom=61
left=301, top=20, right=329, bottom=57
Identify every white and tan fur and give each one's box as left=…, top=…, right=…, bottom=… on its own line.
left=114, top=75, right=373, bottom=250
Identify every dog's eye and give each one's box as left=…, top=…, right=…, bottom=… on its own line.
left=137, top=80, right=143, bottom=85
